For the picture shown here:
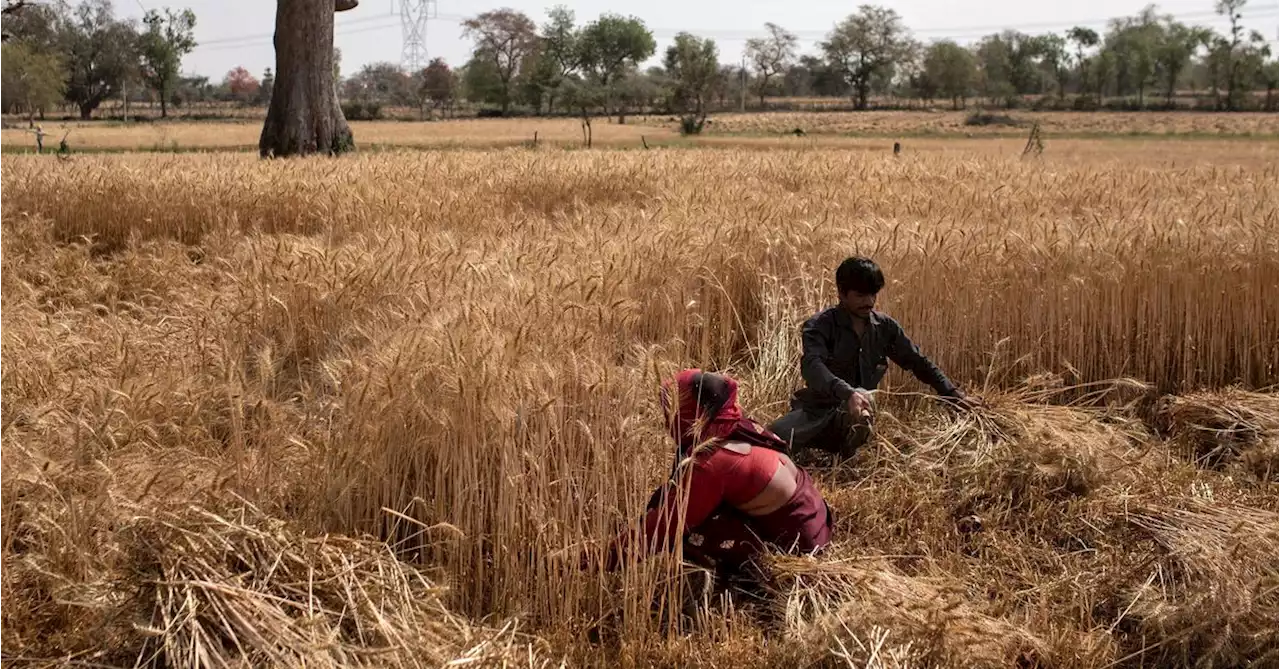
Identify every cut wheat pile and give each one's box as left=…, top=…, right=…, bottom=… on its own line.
left=2, top=146, right=1276, bottom=668
left=3, top=482, right=554, bottom=668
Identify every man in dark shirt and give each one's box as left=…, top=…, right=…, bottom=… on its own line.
left=769, top=256, right=973, bottom=457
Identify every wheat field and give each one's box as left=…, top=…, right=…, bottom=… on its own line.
left=2, top=139, right=1277, bottom=667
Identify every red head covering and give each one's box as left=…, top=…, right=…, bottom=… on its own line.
left=660, top=369, right=787, bottom=455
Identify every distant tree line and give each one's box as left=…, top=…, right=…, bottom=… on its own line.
left=340, top=1, right=1278, bottom=124
left=3, top=0, right=1276, bottom=124
left=452, top=0, right=1277, bottom=121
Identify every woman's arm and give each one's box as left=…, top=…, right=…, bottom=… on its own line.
left=604, top=459, right=727, bottom=570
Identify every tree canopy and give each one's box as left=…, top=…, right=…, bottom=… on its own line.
left=139, top=7, right=196, bottom=118
left=460, top=8, right=538, bottom=114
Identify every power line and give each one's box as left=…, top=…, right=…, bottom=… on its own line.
left=187, top=4, right=1280, bottom=55
left=194, top=16, right=401, bottom=52
left=196, top=13, right=397, bottom=47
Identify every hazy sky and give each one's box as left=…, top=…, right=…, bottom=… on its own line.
left=114, top=0, right=1280, bottom=82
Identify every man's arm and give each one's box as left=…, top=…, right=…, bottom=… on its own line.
left=884, top=318, right=960, bottom=397
left=800, top=314, right=856, bottom=403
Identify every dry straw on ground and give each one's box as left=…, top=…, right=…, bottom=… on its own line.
left=2, top=143, right=1276, bottom=668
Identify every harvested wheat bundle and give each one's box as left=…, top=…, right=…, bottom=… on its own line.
left=1119, top=502, right=1279, bottom=667
left=766, top=556, right=1046, bottom=669
left=1129, top=502, right=1278, bottom=579
left=1152, top=387, right=1278, bottom=471
left=113, top=502, right=558, bottom=669
left=872, top=382, right=1153, bottom=517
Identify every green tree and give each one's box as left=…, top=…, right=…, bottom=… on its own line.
left=139, top=7, right=196, bottom=118
left=975, top=31, right=1049, bottom=107
left=341, top=61, right=415, bottom=106
left=1154, top=20, right=1210, bottom=107
left=1254, top=57, right=1278, bottom=110
left=796, top=54, right=846, bottom=96
left=559, top=75, right=602, bottom=145
left=538, top=5, right=578, bottom=111
left=1066, top=27, right=1100, bottom=101
left=1103, top=7, right=1161, bottom=106
left=461, top=8, right=538, bottom=114
left=1, top=0, right=32, bottom=36
left=1235, top=31, right=1275, bottom=109
left=1, top=0, right=61, bottom=52
left=974, top=35, right=1013, bottom=105
left=421, top=57, right=456, bottom=114
left=663, top=32, right=719, bottom=134
left=576, top=12, right=655, bottom=120
left=1039, top=33, right=1070, bottom=100
left=461, top=50, right=504, bottom=106
left=171, top=73, right=210, bottom=107
left=922, top=40, right=975, bottom=109
left=258, top=67, right=274, bottom=105
left=1212, top=0, right=1259, bottom=110
left=61, top=0, right=139, bottom=119
left=1, top=40, right=65, bottom=120
left=820, top=5, right=913, bottom=110
left=617, top=66, right=663, bottom=113
left=516, top=46, right=557, bottom=113
left=1092, top=47, right=1118, bottom=98
left=714, top=63, right=739, bottom=108
left=744, top=22, right=798, bottom=105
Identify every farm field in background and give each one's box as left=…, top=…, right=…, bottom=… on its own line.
left=0, top=117, right=667, bottom=152
left=651, top=109, right=1280, bottom=137
left=1, top=133, right=1277, bottom=667
left=2, top=110, right=1276, bottom=154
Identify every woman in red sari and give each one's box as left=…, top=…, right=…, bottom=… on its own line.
left=604, top=369, right=834, bottom=573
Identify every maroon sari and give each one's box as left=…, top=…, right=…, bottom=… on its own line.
left=606, top=369, right=834, bottom=571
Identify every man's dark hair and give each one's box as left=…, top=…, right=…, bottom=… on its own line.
left=835, top=256, right=885, bottom=296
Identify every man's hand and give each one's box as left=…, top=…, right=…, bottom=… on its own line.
left=943, top=390, right=981, bottom=412
left=846, top=389, right=873, bottom=421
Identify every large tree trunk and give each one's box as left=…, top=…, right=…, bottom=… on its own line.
left=259, top=0, right=355, bottom=157
left=855, top=80, right=870, bottom=110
